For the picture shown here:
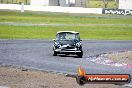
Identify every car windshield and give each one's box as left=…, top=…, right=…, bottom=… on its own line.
left=56, top=32, right=80, bottom=40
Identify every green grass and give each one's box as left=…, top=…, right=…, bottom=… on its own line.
left=0, top=10, right=132, bottom=40
left=0, top=26, right=132, bottom=40
left=0, top=10, right=132, bottom=24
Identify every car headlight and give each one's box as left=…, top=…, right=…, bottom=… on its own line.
left=55, top=42, right=59, bottom=45
left=54, top=42, right=61, bottom=48
left=76, top=42, right=81, bottom=47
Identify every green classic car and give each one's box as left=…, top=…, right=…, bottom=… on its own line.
left=53, top=31, right=83, bottom=58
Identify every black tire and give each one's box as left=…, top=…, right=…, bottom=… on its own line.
left=77, top=51, right=83, bottom=58
left=53, top=51, right=57, bottom=56
left=78, top=54, right=83, bottom=58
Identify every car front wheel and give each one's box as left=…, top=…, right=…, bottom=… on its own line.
left=77, top=52, right=83, bottom=58
left=53, top=51, right=57, bottom=56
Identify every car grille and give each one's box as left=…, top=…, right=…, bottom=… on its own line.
left=62, top=46, right=75, bottom=49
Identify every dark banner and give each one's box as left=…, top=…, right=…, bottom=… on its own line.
left=76, top=74, right=131, bottom=85
left=76, top=66, right=131, bottom=85
left=102, top=9, right=132, bottom=15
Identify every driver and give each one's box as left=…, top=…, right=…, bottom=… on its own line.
left=59, top=33, right=66, bottom=40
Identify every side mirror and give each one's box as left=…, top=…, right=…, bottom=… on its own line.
left=80, top=40, right=82, bottom=41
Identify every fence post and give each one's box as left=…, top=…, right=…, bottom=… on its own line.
left=21, top=2, right=24, bottom=12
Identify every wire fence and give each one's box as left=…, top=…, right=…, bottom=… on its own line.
left=0, top=0, right=118, bottom=8
left=0, top=0, right=30, bottom=5
left=86, top=0, right=118, bottom=8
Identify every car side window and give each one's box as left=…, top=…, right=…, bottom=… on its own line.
left=75, top=34, right=80, bottom=41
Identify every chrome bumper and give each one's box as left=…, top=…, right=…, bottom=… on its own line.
left=55, top=49, right=81, bottom=53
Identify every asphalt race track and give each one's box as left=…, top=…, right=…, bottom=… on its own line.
left=0, top=40, right=132, bottom=86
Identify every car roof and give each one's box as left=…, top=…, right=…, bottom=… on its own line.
left=57, top=31, right=79, bottom=34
